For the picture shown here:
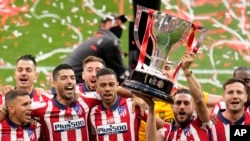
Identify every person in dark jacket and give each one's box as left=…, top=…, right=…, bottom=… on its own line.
left=63, top=13, right=129, bottom=84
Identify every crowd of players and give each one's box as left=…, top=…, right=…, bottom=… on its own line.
left=0, top=53, right=249, bottom=141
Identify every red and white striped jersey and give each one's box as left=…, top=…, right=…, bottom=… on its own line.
left=210, top=101, right=226, bottom=115
left=0, top=117, right=41, bottom=141
left=158, top=117, right=213, bottom=141
left=76, top=82, right=89, bottom=94
left=90, top=97, right=146, bottom=141
left=29, top=89, right=53, bottom=102
left=31, top=92, right=101, bottom=141
left=211, top=111, right=250, bottom=141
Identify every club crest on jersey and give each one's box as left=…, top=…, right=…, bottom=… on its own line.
left=53, top=118, right=85, bottom=132
left=97, top=122, right=128, bottom=135
left=184, top=127, right=191, bottom=136
left=73, top=104, right=83, bottom=114
left=118, top=106, right=127, bottom=117
left=28, top=129, right=36, bottom=140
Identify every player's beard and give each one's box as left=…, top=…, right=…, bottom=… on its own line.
left=175, top=112, right=193, bottom=128
left=229, top=105, right=244, bottom=114
left=57, top=87, right=75, bottom=101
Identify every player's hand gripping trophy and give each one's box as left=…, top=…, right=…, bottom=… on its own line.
left=122, top=5, right=208, bottom=103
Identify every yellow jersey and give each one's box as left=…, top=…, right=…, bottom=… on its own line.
left=138, top=91, right=209, bottom=141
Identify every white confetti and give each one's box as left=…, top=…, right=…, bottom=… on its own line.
left=5, top=76, right=13, bottom=83
left=3, top=45, right=8, bottom=49
left=43, top=23, right=49, bottom=28
left=71, top=7, right=79, bottom=13
left=67, top=16, right=72, bottom=23
left=42, top=33, right=47, bottom=39
left=60, top=2, right=64, bottom=10
left=48, top=37, right=52, bottom=43
left=80, top=16, right=84, bottom=24
left=52, top=19, right=57, bottom=23
left=12, top=30, right=22, bottom=37
left=3, top=25, right=9, bottom=31
left=61, top=19, right=66, bottom=25
left=52, top=2, right=57, bottom=7
left=72, top=35, right=78, bottom=39
left=24, top=14, right=32, bottom=18
left=42, top=10, right=49, bottom=14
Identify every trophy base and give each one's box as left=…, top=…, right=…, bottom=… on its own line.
left=122, top=70, right=173, bottom=103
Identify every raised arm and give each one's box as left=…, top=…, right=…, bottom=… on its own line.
left=181, top=52, right=210, bottom=123
left=136, top=95, right=165, bottom=141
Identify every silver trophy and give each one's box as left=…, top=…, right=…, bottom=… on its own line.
left=122, top=5, right=208, bottom=103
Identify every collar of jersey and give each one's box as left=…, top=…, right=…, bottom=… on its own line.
left=218, top=110, right=246, bottom=125
left=52, top=95, right=77, bottom=110
left=29, top=89, right=35, bottom=99
left=82, top=82, right=90, bottom=92
left=6, top=116, right=30, bottom=129
left=101, top=96, right=121, bottom=111
left=171, top=118, right=193, bottom=131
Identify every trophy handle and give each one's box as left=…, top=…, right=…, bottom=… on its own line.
left=171, top=24, right=208, bottom=90
left=134, top=5, right=154, bottom=69
left=134, top=5, right=149, bottom=52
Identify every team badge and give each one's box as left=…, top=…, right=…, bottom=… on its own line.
left=118, top=106, right=127, bottom=117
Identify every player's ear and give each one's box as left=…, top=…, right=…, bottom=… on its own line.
left=82, top=71, right=85, bottom=80
left=6, top=105, right=14, bottom=114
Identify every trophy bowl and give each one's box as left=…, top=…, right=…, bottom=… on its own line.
left=122, top=5, right=207, bottom=103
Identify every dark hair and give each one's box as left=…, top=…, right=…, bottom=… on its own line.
left=52, top=64, right=74, bottom=80
left=82, top=56, right=106, bottom=69
left=101, top=13, right=127, bottom=24
left=174, top=88, right=191, bottom=96
left=16, top=54, right=36, bottom=66
left=96, top=68, right=117, bottom=79
left=5, top=89, right=30, bottom=106
left=223, top=77, right=249, bottom=92
left=233, top=66, right=250, bottom=77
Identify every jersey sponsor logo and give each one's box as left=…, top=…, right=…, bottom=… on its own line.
left=97, top=122, right=128, bottom=135
left=53, top=118, right=85, bottom=132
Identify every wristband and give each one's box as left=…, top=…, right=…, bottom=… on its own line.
left=184, top=70, right=192, bottom=77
